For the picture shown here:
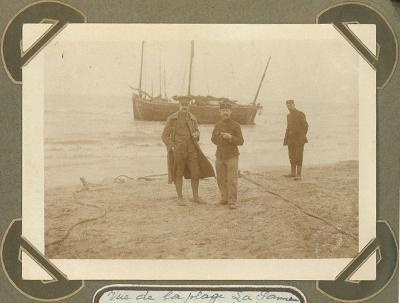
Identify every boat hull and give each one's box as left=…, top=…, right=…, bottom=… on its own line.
left=132, top=95, right=259, bottom=124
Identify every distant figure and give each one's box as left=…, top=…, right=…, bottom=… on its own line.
left=283, top=99, right=309, bottom=180
left=161, top=96, right=215, bottom=205
left=212, top=101, right=244, bottom=209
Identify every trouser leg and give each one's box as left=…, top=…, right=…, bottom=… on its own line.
left=191, top=179, right=199, bottom=199
left=298, top=144, right=305, bottom=166
left=296, top=165, right=302, bottom=178
left=216, top=158, right=228, bottom=202
left=297, top=144, right=304, bottom=177
left=291, top=163, right=296, bottom=176
left=296, top=144, right=304, bottom=177
left=174, top=176, right=183, bottom=198
left=187, top=149, right=200, bottom=200
left=226, top=157, right=239, bottom=204
left=173, top=148, right=186, bottom=195
left=288, top=145, right=296, bottom=176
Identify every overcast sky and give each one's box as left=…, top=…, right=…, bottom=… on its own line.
left=44, top=38, right=359, bottom=104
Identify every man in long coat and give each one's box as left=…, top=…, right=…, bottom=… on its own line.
left=283, top=99, right=309, bottom=180
left=161, top=96, right=215, bottom=205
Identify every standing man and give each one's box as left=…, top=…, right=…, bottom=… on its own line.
left=212, top=101, right=244, bottom=209
left=283, top=99, right=309, bottom=180
left=161, top=96, right=215, bottom=206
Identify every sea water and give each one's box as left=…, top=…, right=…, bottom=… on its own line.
left=44, top=95, right=358, bottom=188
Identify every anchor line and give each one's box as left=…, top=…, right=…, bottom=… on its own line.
left=239, top=174, right=358, bottom=242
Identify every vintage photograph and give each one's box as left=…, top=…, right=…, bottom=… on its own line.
left=22, top=24, right=375, bottom=280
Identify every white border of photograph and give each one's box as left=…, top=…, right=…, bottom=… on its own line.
left=22, top=24, right=376, bottom=280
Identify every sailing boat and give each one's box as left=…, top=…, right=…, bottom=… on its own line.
left=131, top=41, right=269, bottom=124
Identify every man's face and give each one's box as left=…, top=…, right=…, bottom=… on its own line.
left=219, top=108, right=232, bottom=120
left=179, top=102, right=190, bottom=112
left=286, top=103, right=295, bottom=112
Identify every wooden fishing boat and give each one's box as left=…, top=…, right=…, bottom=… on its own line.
left=131, top=41, right=269, bottom=125
left=132, top=94, right=261, bottom=124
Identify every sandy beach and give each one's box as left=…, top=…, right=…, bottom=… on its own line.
left=44, top=160, right=358, bottom=259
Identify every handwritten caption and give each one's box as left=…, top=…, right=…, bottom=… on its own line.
left=101, top=290, right=302, bottom=303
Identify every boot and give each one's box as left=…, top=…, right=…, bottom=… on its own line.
left=285, top=163, right=296, bottom=178
left=294, top=165, right=302, bottom=181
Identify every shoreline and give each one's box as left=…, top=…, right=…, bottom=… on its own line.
left=45, top=159, right=358, bottom=190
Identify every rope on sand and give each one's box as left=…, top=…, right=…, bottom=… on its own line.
left=45, top=189, right=106, bottom=250
left=45, top=173, right=166, bottom=250
left=46, top=171, right=357, bottom=252
left=239, top=174, right=358, bottom=242
left=114, top=173, right=167, bottom=182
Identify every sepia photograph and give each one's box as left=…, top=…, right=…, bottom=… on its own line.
left=22, top=24, right=375, bottom=280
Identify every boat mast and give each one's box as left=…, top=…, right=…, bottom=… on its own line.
left=252, top=56, right=271, bottom=105
left=138, top=41, right=145, bottom=97
left=187, top=40, right=194, bottom=96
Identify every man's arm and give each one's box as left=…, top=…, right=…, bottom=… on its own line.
left=229, top=124, right=244, bottom=146
left=283, top=115, right=289, bottom=145
left=211, top=124, right=220, bottom=145
left=300, top=112, right=308, bottom=134
left=192, top=119, right=200, bottom=142
left=161, top=118, right=174, bottom=150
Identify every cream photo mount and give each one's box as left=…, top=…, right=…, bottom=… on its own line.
left=22, top=23, right=376, bottom=280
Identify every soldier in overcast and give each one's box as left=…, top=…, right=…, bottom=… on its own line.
left=283, top=99, right=309, bottom=180
left=162, top=96, right=215, bottom=205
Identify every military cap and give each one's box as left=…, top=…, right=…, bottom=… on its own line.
left=220, top=100, right=232, bottom=110
left=173, top=95, right=192, bottom=104
left=286, top=99, right=295, bottom=105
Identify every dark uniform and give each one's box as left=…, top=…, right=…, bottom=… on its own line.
left=283, top=106, right=308, bottom=177
left=161, top=98, right=214, bottom=187
left=168, top=111, right=200, bottom=179
left=212, top=104, right=244, bottom=207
